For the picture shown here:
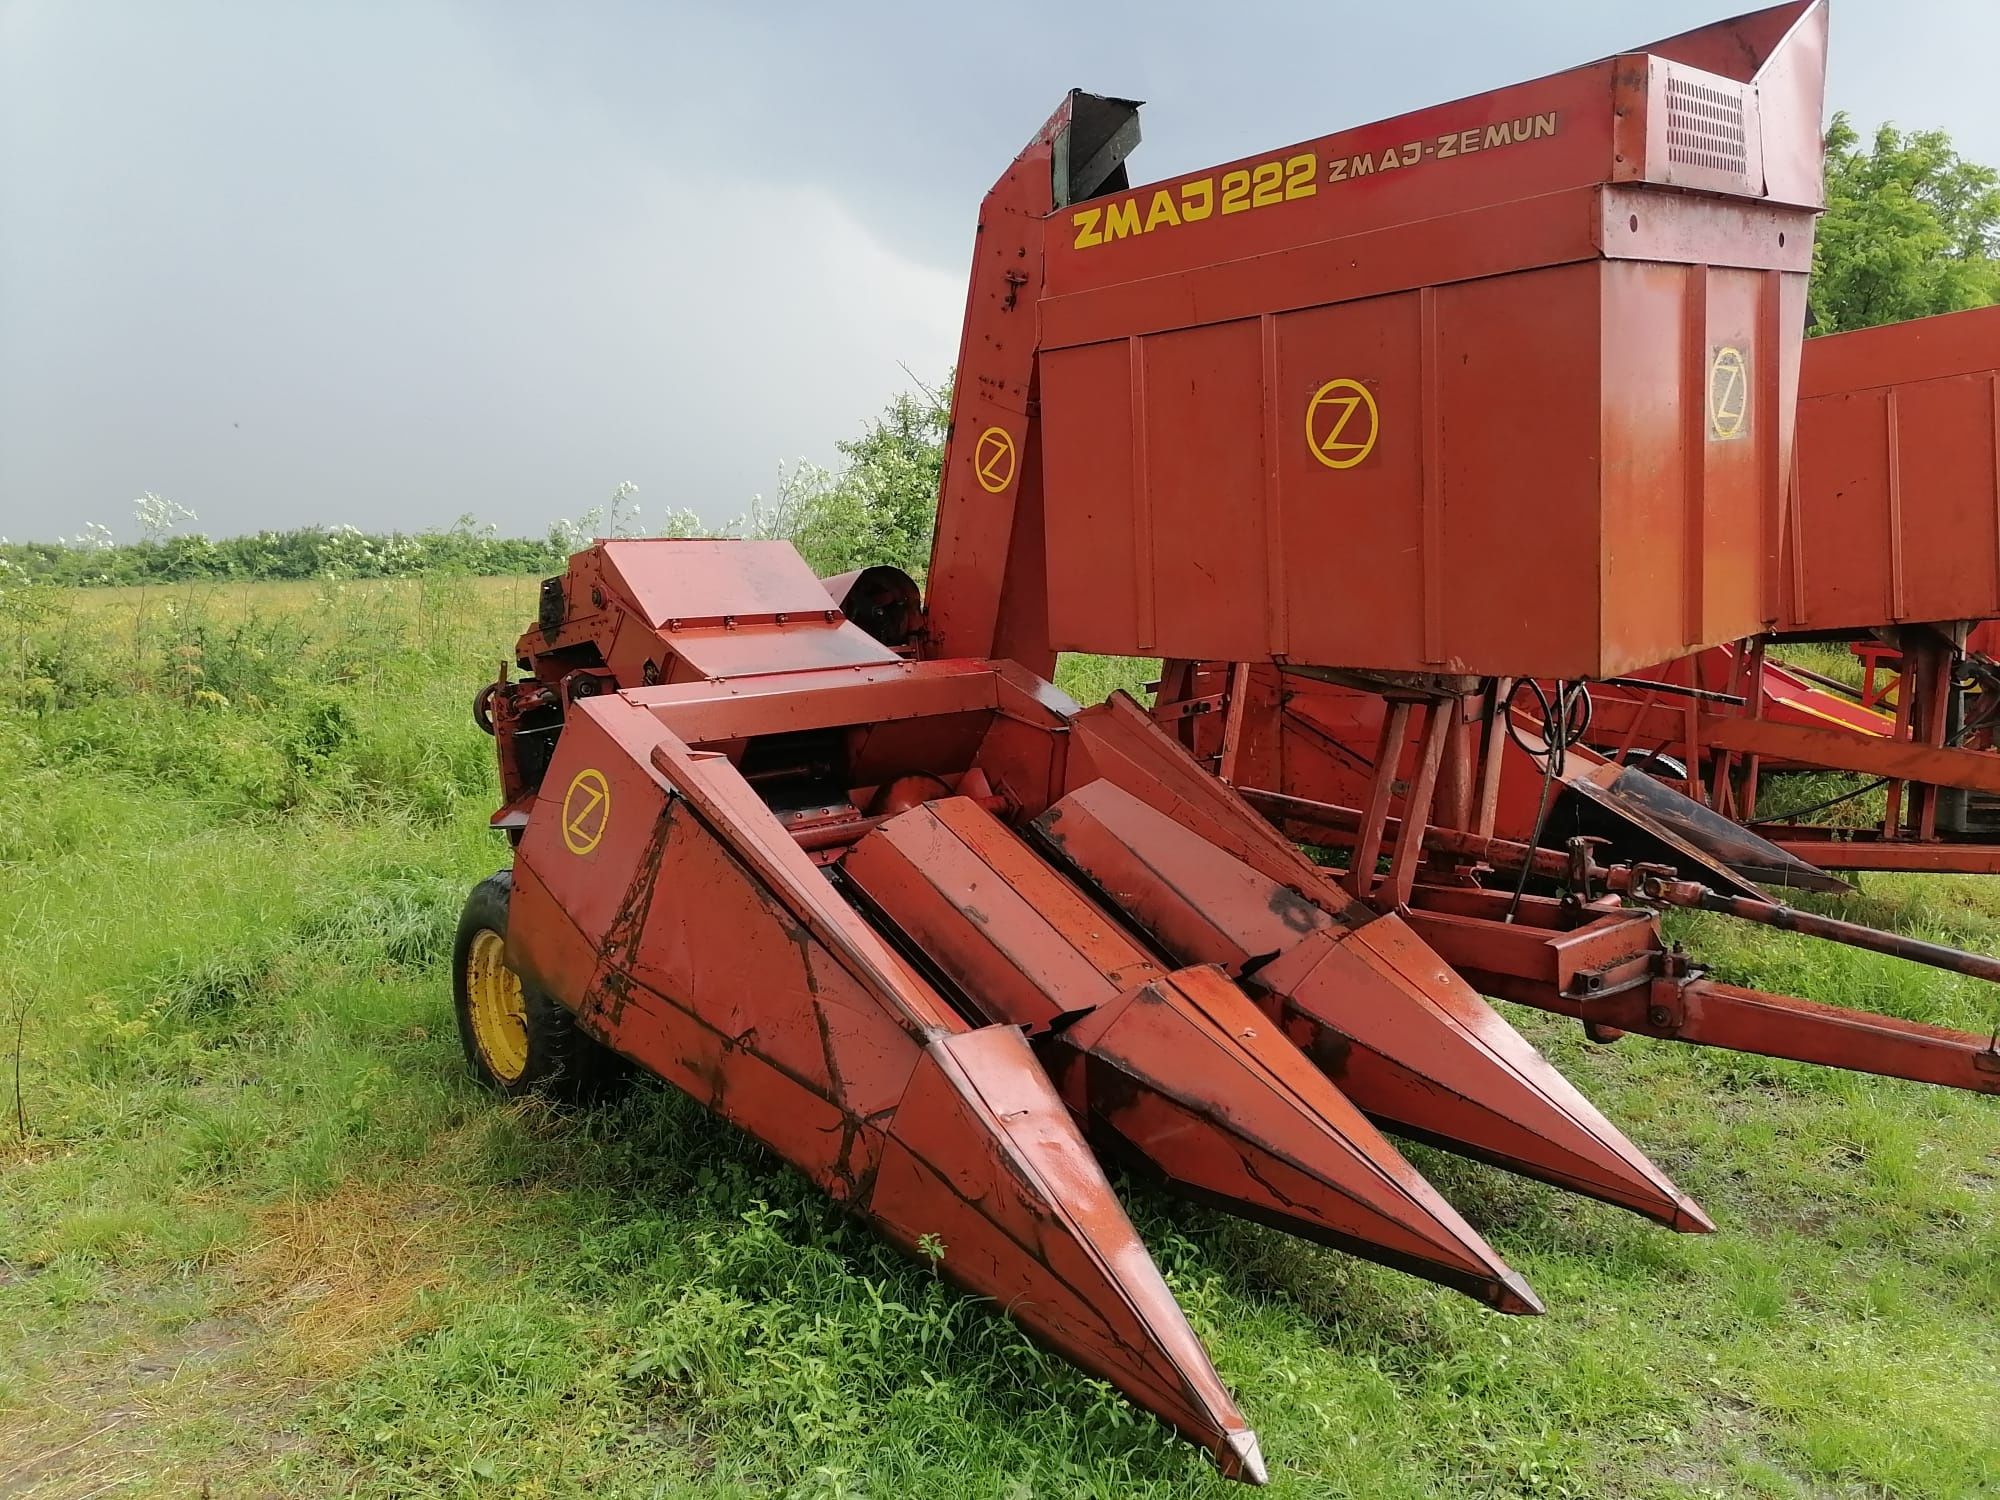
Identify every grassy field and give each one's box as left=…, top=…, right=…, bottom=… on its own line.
left=1, top=577, right=1996, bottom=1498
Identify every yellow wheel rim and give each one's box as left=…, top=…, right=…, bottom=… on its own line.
left=465, top=927, right=530, bottom=1083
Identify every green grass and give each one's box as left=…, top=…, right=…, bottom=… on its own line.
left=1770, top=642, right=1868, bottom=694
left=1755, top=645, right=1888, bottom=828
left=2, top=582, right=1996, bottom=1497
left=1055, top=653, right=1159, bottom=708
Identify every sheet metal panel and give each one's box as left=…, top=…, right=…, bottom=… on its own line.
left=1029, top=6, right=1825, bottom=680
left=1786, top=304, right=2000, bottom=632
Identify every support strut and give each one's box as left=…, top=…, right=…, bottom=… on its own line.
left=1240, top=788, right=2000, bottom=1097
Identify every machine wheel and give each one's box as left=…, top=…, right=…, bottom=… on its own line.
left=1622, top=751, right=1688, bottom=784
left=452, top=869, right=629, bottom=1103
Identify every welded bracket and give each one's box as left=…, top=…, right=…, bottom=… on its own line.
left=1409, top=885, right=2000, bottom=1096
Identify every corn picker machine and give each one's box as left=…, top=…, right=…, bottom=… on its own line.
left=453, top=1, right=1996, bottom=1479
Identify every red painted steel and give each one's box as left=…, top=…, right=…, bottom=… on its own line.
left=1520, top=637, right=2000, bottom=874
left=1168, top=662, right=1839, bottom=895
left=496, top=603, right=1270, bottom=1479
left=480, top=534, right=1736, bottom=1475
left=1696, top=709, right=2000, bottom=789
left=1158, top=634, right=2000, bottom=881
left=1134, top=639, right=2000, bottom=1081
left=1767, top=832, right=2000, bottom=873
left=982, top=5, right=1826, bottom=680
left=844, top=796, right=1541, bottom=1312
left=1582, top=645, right=1894, bottom=760
left=921, top=97, right=1072, bottom=676
left=1538, top=305, right=2000, bottom=874
left=1205, top=786, right=2000, bottom=1095
left=523, top=539, right=896, bottom=687
left=1035, top=781, right=1709, bottom=1230
left=1786, top=304, right=2000, bottom=633
left=1046, top=680, right=1995, bottom=1098
left=1413, top=890, right=2000, bottom=1096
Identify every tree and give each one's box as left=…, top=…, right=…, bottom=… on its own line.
left=747, top=373, right=950, bottom=580
left=8, top=380, right=957, bottom=587
left=828, top=374, right=949, bottom=575
left=1812, top=113, right=2000, bottom=335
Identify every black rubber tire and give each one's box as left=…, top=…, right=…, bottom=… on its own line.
left=452, top=869, right=630, bottom=1104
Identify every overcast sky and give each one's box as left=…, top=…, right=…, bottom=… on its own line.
left=3, top=0, right=1995, bottom=543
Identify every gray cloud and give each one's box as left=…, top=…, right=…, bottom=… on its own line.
left=3, top=0, right=1992, bottom=542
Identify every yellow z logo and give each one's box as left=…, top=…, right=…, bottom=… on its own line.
left=1306, top=379, right=1381, bottom=470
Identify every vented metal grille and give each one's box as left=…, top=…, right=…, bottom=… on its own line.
left=1665, top=76, right=1747, bottom=175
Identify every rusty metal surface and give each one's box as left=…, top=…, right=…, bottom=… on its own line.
left=843, top=795, right=1157, bottom=1033
left=1258, top=914, right=1712, bottom=1231
left=1050, top=965, right=1541, bottom=1315
left=873, top=1027, right=1265, bottom=1479
left=1063, top=692, right=1378, bottom=917
left=1034, top=780, right=1709, bottom=1231
left=504, top=691, right=1265, bottom=1478
left=843, top=796, right=1537, bottom=1311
